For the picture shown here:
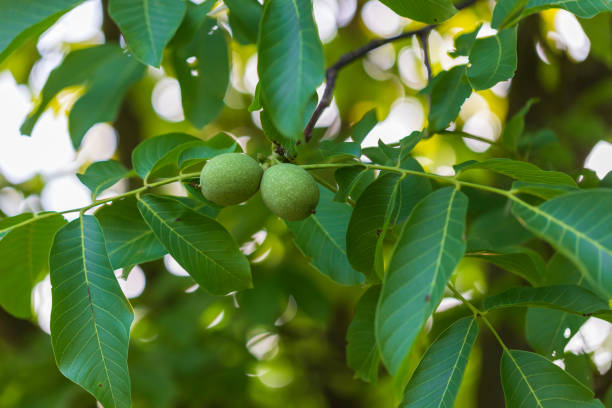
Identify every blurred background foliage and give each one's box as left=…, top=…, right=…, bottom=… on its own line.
left=0, top=0, right=611, bottom=407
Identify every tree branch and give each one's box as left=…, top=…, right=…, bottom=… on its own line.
left=304, top=0, right=478, bottom=142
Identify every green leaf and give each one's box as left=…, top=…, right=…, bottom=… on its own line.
left=225, top=0, right=262, bottom=45
left=77, top=160, right=131, bottom=198
left=449, top=27, right=479, bottom=57
left=525, top=308, right=585, bottom=359
left=396, top=158, right=433, bottom=224
left=501, top=349, right=604, bottom=407
left=523, top=0, right=612, bottom=20
left=424, top=65, right=472, bottom=133
left=511, top=190, right=612, bottom=298
left=20, top=45, right=145, bottom=148
left=131, top=133, right=200, bottom=179
left=137, top=194, right=251, bottom=294
left=512, top=181, right=578, bottom=200
left=458, top=158, right=577, bottom=186
left=260, top=107, right=297, bottom=156
left=376, top=187, right=468, bottom=374
left=0, top=214, right=66, bottom=318
left=467, top=247, right=545, bottom=286
left=346, top=285, right=381, bottom=383
left=50, top=215, right=133, bottom=408
left=172, top=17, right=230, bottom=128
left=178, top=134, right=239, bottom=169
left=350, top=109, right=378, bottom=144
left=484, top=285, right=612, bottom=320
left=346, top=173, right=402, bottom=278
left=0, top=213, right=35, bottom=240
left=258, top=0, right=324, bottom=140
left=109, top=0, right=186, bottom=67
left=492, top=0, right=530, bottom=29
left=581, top=14, right=612, bottom=67
left=0, top=0, right=84, bottom=63
left=319, top=140, right=361, bottom=160
left=467, top=27, right=517, bottom=90
left=501, top=98, right=538, bottom=150
left=287, top=187, right=364, bottom=285
left=467, top=207, right=532, bottom=250
left=378, top=0, right=457, bottom=24
left=401, top=317, right=479, bottom=408
left=334, top=166, right=375, bottom=203
left=95, top=197, right=167, bottom=270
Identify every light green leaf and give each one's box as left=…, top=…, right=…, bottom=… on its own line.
left=137, top=194, right=251, bottom=294
left=0, top=214, right=66, bottom=318
left=346, top=285, right=381, bottom=383
left=334, top=166, right=375, bottom=203
left=0, top=0, right=84, bottom=63
left=511, top=190, right=612, bottom=298
left=511, top=181, right=578, bottom=200
left=258, top=0, right=324, bottom=140
left=484, top=285, right=612, bottom=320
left=467, top=27, right=517, bottom=90
left=287, top=187, right=364, bottom=285
left=459, top=158, right=577, bottom=186
left=424, top=65, right=472, bottom=133
left=376, top=187, right=468, bottom=374
left=378, top=0, right=457, bottom=24
left=95, top=197, right=167, bottom=270
left=131, top=133, right=200, bottom=179
left=467, top=247, right=545, bottom=286
left=0, top=213, right=35, bottom=240
left=401, top=317, right=479, bottom=408
left=225, top=0, right=262, bottom=44
left=581, top=14, right=612, bottom=67
left=172, top=17, right=229, bottom=128
left=20, top=45, right=145, bottom=148
left=501, top=98, right=538, bottom=150
left=347, top=173, right=402, bottom=279
left=501, top=349, right=604, bottom=407
left=50, top=215, right=133, bottom=408
left=109, top=0, right=186, bottom=67
left=77, top=160, right=131, bottom=198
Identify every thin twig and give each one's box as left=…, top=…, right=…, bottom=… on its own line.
left=303, top=0, right=478, bottom=141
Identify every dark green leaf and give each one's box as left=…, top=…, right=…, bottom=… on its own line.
left=137, top=194, right=251, bottom=294
left=258, top=0, right=324, bottom=140
left=501, top=349, right=604, bottom=407
left=260, top=107, right=297, bottom=156
left=0, top=0, right=84, bottom=63
left=424, top=65, right=472, bottom=133
left=172, top=17, right=230, bottom=128
left=21, top=45, right=145, bottom=148
left=225, top=0, right=262, bottom=45
left=491, top=0, right=529, bottom=29
left=526, top=308, right=585, bottom=359
left=350, top=109, right=378, bottom=144
left=334, top=166, right=375, bottom=203
left=346, top=173, right=402, bottom=278
left=512, top=181, right=578, bottom=200
left=77, top=160, right=131, bottom=198
left=523, top=0, right=612, bottom=20
left=396, top=157, right=433, bottom=223
left=467, top=207, right=532, bottom=250
left=501, top=98, right=538, bottom=150
left=178, top=133, right=240, bottom=169
left=376, top=187, right=468, bottom=374
left=50, top=215, right=133, bottom=408
left=319, top=140, right=361, bottom=160
left=0, top=214, right=66, bottom=318
left=131, top=133, right=200, bottom=180
left=401, top=317, right=479, bottom=408
left=378, top=0, right=457, bottom=24
left=449, top=27, right=479, bottom=57
left=109, top=0, right=186, bottom=67
left=95, top=197, right=167, bottom=270
left=484, top=285, right=612, bottom=320
left=458, top=158, right=577, bottom=186
left=346, top=286, right=381, bottom=383
left=467, top=27, right=517, bottom=90
left=287, top=187, right=364, bottom=285
left=512, top=190, right=612, bottom=298
left=467, top=247, right=545, bottom=286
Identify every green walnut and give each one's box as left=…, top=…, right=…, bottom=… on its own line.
left=260, top=163, right=319, bottom=221
left=200, top=153, right=263, bottom=206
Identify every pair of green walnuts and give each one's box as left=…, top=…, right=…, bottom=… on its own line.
left=199, top=153, right=320, bottom=221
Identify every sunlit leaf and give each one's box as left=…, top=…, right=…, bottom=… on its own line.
left=50, top=215, right=133, bottom=408
left=0, top=214, right=66, bottom=318
left=287, top=187, right=364, bottom=285
left=346, top=285, right=381, bottom=383
left=137, top=194, right=251, bottom=294
left=376, top=187, right=468, bottom=374
left=109, top=0, right=186, bottom=67
left=501, top=349, right=604, bottom=407
left=401, top=317, right=478, bottom=408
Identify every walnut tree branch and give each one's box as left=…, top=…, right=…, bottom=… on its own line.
left=303, top=0, right=478, bottom=142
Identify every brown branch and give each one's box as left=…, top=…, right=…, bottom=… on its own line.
left=303, top=0, right=478, bottom=142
